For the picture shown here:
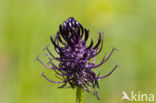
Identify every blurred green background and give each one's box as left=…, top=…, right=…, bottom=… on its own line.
left=0, top=0, right=156, bottom=103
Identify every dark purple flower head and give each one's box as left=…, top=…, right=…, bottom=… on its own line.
left=36, top=17, right=118, bottom=100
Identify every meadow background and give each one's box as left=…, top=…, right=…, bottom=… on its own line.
left=0, top=0, right=156, bottom=103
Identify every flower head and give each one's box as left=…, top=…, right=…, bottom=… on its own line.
left=36, top=17, right=118, bottom=100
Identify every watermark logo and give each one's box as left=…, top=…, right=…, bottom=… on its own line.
left=121, top=91, right=155, bottom=102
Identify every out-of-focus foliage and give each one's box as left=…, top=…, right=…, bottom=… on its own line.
left=0, top=0, right=156, bottom=103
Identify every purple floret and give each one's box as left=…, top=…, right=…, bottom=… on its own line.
left=36, top=17, right=119, bottom=100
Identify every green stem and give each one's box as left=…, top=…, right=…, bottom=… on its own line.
left=76, top=87, right=84, bottom=103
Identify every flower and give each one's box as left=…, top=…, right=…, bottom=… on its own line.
left=36, top=17, right=118, bottom=100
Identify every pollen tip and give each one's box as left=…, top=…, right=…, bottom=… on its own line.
left=41, top=72, right=44, bottom=77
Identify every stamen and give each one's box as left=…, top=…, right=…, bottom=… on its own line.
left=98, top=64, right=119, bottom=79
left=42, top=72, right=64, bottom=84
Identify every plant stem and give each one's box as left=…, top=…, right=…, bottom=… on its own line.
left=76, top=87, right=84, bottom=103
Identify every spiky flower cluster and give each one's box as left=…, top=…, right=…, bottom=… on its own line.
left=36, top=17, right=118, bottom=99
